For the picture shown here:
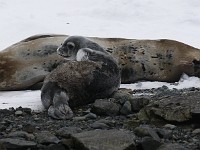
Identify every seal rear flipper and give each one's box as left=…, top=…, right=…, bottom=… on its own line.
left=49, top=90, right=73, bottom=119
left=41, top=82, right=58, bottom=109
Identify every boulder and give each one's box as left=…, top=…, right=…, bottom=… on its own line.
left=92, top=99, right=121, bottom=116
left=141, top=92, right=200, bottom=122
left=71, top=129, right=136, bottom=150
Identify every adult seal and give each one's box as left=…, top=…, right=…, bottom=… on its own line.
left=41, top=36, right=121, bottom=119
left=0, top=34, right=200, bottom=90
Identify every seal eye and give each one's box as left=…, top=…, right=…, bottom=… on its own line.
left=67, top=42, right=75, bottom=50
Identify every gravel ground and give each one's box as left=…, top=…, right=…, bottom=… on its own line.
left=0, top=87, right=200, bottom=150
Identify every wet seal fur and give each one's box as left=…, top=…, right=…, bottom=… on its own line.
left=41, top=36, right=121, bottom=119
left=0, top=34, right=200, bottom=90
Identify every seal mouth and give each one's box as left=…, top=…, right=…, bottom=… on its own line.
left=58, top=53, right=72, bottom=60
left=58, top=53, right=73, bottom=60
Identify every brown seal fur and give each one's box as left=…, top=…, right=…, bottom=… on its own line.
left=0, top=34, right=200, bottom=90
left=41, top=36, right=120, bottom=119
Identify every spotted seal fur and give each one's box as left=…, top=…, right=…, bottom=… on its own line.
left=0, top=34, right=200, bottom=90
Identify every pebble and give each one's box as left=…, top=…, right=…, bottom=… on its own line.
left=84, top=113, right=97, bottom=119
left=23, top=123, right=35, bottom=133
left=15, top=110, right=23, bottom=116
left=192, top=128, right=200, bottom=135
left=36, top=131, right=60, bottom=144
left=120, top=101, right=132, bottom=115
left=139, top=137, right=162, bottom=150
left=92, top=99, right=121, bottom=116
left=8, top=131, right=35, bottom=140
left=73, top=116, right=86, bottom=121
left=163, top=124, right=177, bottom=130
left=134, top=126, right=161, bottom=141
left=91, top=122, right=109, bottom=129
left=0, top=138, right=37, bottom=149
left=56, top=127, right=82, bottom=138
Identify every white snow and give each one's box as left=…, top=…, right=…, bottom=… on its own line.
left=0, top=0, right=200, bottom=110
left=120, top=74, right=200, bottom=90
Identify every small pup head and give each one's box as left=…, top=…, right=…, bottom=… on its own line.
left=57, top=36, right=105, bottom=60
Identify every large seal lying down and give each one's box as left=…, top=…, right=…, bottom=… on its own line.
left=41, top=36, right=120, bottom=119
left=0, top=34, right=200, bottom=90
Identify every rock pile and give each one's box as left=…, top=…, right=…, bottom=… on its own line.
left=0, top=87, right=200, bottom=149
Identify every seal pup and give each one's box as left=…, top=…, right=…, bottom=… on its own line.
left=41, top=36, right=121, bottom=119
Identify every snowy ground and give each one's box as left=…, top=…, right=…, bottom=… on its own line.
left=0, top=0, right=200, bottom=110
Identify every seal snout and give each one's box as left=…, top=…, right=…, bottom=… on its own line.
left=57, top=46, right=70, bottom=58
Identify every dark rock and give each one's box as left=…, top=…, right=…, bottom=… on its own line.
left=16, top=107, right=32, bottom=115
left=120, top=101, right=132, bottom=115
left=7, top=131, right=35, bottom=140
left=0, top=109, right=14, bottom=117
left=138, top=137, right=162, bottom=150
left=56, top=127, right=82, bottom=138
left=112, top=90, right=134, bottom=104
left=191, top=109, right=200, bottom=118
left=84, top=113, right=97, bottom=119
left=134, top=126, right=161, bottom=141
left=142, top=92, right=200, bottom=122
left=73, top=116, right=86, bottom=121
left=137, top=108, right=150, bottom=122
left=22, top=108, right=32, bottom=114
left=92, top=99, right=121, bottom=116
left=192, top=128, right=200, bottom=135
left=157, top=143, right=189, bottom=150
left=23, top=123, right=36, bottom=133
left=36, top=131, right=60, bottom=144
left=45, top=144, right=65, bottom=150
left=91, top=122, right=109, bottom=129
left=163, top=124, right=177, bottom=130
left=95, top=118, right=115, bottom=126
left=72, top=129, right=136, bottom=150
left=156, top=128, right=172, bottom=139
left=0, top=138, right=37, bottom=149
left=15, top=110, right=23, bottom=116
left=112, top=89, right=149, bottom=112
left=61, top=139, right=74, bottom=149
left=129, top=97, right=150, bottom=112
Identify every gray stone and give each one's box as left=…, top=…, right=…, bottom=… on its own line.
left=73, top=116, right=86, bottom=121
left=7, top=131, right=35, bottom=140
left=139, top=137, right=162, bottom=150
left=36, top=131, right=60, bottom=144
left=156, top=129, right=172, bottom=139
left=23, top=123, right=36, bottom=133
left=72, top=129, right=136, bottom=150
left=191, top=109, right=200, bottom=117
left=91, top=122, right=109, bottom=129
left=142, top=92, right=200, bottom=122
left=112, top=90, right=134, bottom=104
left=0, top=138, right=37, bottom=149
left=84, top=113, right=97, bottom=119
left=56, top=127, right=82, bottom=138
left=134, top=126, right=161, bottom=141
left=120, top=101, right=132, bottom=115
left=95, top=119, right=115, bottom=126
left=129, top=97, right=150, bottom=112
left=92, top=99, right=121, bottom=116
left=45, top=144, right=66, bottom=150
left=163, top=124, right=177, bottom=130
left=157, top=143, right=188, bottom=150
left=192, top=128, right=200, bottom=135
left=15, top=110, right=23, bottom=116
